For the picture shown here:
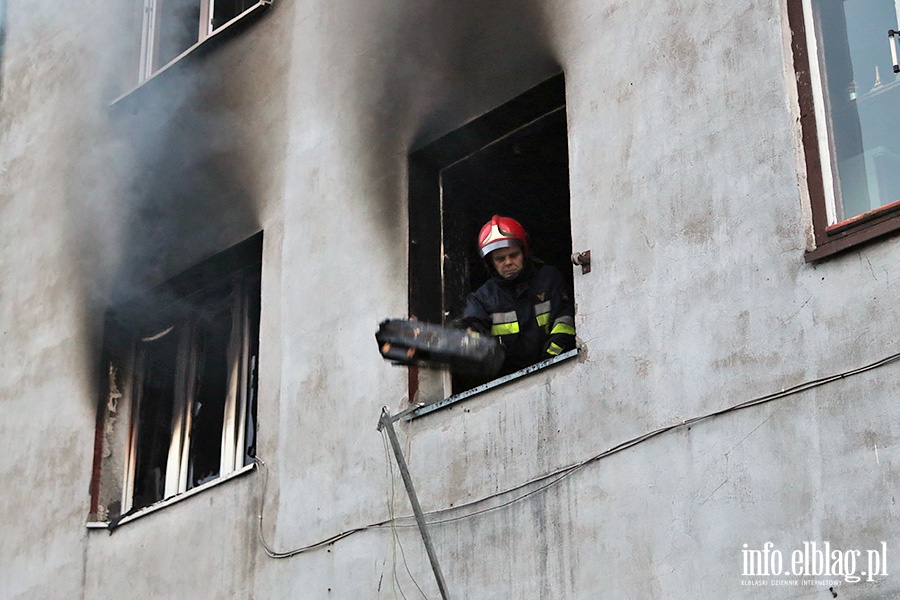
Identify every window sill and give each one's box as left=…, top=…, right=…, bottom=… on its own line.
left=110, top=0, right=271, bottom=107
left=805, top=202, right=900, bottom=261
left=86, top=462, right=256, bottom=530
left=400, top=348, right=579, bottom=421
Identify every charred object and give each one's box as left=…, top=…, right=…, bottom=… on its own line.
left=376, top=319, right=504, bottom=379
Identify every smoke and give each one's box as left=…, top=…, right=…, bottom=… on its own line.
left=0, top=0, right=283, bottom=408
left=286, top=0, right=563, bottom=322
left=106, top=84, right=263, bottom=305
left=347, top=0, right=562, bottom=209
left=1, top=0, right=564, bottom=407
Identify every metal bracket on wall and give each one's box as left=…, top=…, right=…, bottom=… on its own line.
left=571, top=250, right=591, bottom=274
left=377, top=407, right=451, bottom=600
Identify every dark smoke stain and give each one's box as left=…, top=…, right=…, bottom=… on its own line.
left=59, top=3, right=288, bottom=406
left=109, top=77, right=261, bottom=303
left=331, top=0, right=560, bottom=255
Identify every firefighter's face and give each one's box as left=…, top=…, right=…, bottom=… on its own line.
left=490, top=246, right=524, bottom=279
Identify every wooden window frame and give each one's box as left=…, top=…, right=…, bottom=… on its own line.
left=789, top=0, right=900, bottom=261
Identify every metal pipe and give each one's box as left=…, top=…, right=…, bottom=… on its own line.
left=378, top=407, right=451, bottom=600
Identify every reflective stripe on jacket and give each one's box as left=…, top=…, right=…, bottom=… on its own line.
left=461, top=262, right=575, bottom=375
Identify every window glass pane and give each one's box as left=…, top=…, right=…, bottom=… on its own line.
left=815, top=0, right=900, bottom=221
left=242, top=273, right=261, bottom=466
left=156, top=0, right=201, bottom=67
left=186, top=294, right=233, bottom=490
left=212, top=0, right=257, bottom=29
left=132, top=326, right=181, bottom=510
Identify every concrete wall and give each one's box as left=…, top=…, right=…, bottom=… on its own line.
left=1, top=0, right=899, bottom=598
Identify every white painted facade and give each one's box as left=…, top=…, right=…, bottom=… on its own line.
left=2, top=0, right=900, bottom=598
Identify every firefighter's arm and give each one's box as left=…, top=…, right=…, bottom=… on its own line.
left=457, top=291, right=491, bottom=335
left=543, top=273, right=576, bottom=357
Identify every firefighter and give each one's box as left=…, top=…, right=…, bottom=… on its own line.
left=459, top=215, right=576, bottom=375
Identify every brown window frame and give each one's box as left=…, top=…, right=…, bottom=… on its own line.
left=789, top=0, right=900, bottom=261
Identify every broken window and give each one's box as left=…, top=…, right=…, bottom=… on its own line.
left=791, top=0, right=900, bottom=259
left=92, top=233, right=261, bottom=518
left=409, top=74, right=575, bottom=399
left=139, top=0, right=270, bottom=81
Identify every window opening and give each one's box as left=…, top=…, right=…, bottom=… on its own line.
left=131, top=325, right=181, bottom=508
left=95, top=233, right=262, bottom=518
left=409, top=74, right=574, bottom=398
left=815, top=0, right=900, bottom=221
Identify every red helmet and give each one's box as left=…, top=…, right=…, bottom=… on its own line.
left=477, top=215, right=530, bottom=259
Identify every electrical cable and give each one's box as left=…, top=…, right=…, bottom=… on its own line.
left=256, top=348, right=900, bottom=558
left=256, top=457, right=374, bottom=558
left=383, top=430, right=409, bottom=600
left=411, top=347, right=900, bottom=528
left=382, top=429, right=429, bottom=600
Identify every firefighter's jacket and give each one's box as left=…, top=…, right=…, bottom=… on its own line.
left=461, top=261, right=576, bottom=375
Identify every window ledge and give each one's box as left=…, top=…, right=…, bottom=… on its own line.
left=805, top=205, right=900, bottom=262
left=401, top=348, right=579, bottom=421
left=109, top=0, right=271, bottom=107
left=86, top=462, right=256, bottom=530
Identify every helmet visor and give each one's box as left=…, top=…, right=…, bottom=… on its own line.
left=480, top=238, right=522, bottom=258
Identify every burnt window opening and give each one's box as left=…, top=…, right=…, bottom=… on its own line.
left=409, top=74, right=574, bottom=397
left=93, top=233, right=261, bottom=518
left=138, top=0, right=271, bottom=82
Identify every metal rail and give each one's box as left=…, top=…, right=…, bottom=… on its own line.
left=403, top=349, right=579, bottom=420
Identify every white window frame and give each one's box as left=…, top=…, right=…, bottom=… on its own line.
left=138, top=0, right=272, bottom=83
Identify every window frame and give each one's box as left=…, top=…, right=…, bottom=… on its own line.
left=137, top=0, right=272, bottom=83
left=401, top=349, right=579, bottom=421
left=790, top=0, right=900, bottom=261
left=90, top=233, right=262, bottom=521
